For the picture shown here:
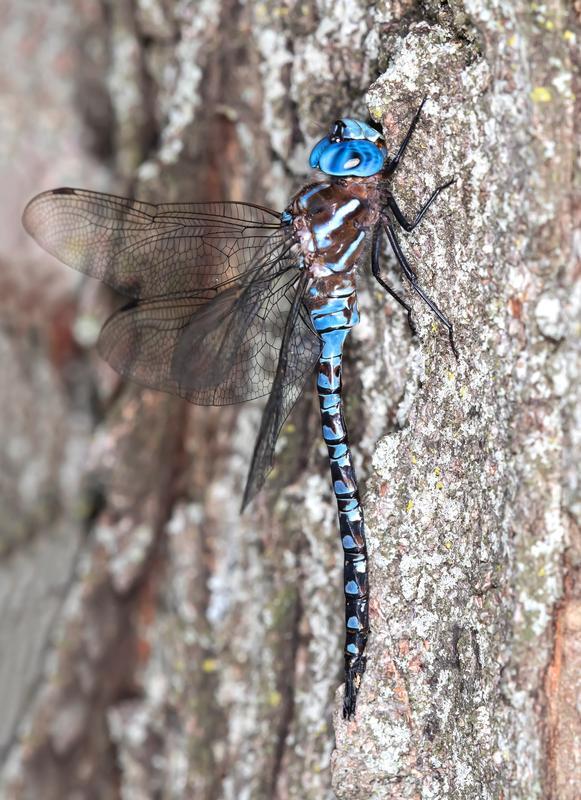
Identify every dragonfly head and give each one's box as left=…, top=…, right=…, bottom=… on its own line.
left=309, top=118, right=386, bottom=177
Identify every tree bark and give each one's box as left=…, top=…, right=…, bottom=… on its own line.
left=1, top=1, right=578, bottom=798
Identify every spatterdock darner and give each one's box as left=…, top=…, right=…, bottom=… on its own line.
left=23, top=99, right=456, bottom=719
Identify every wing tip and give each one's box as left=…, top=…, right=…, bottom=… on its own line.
left=21, top=195, right=40, bottom=237
left=22, top=188, right=77, bottom=239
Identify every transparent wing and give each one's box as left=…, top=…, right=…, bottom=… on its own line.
left=242, top=272, right=317, bottom=508
left=22, top=188, right=287, bottom=299
left=97, top=258, right=320, bottom=406
left=23, top=187, right=322, bottom=503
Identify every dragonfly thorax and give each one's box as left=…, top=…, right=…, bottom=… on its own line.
left=289, top=179, right=380, bottom=278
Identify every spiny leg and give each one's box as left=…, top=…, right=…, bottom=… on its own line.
left=371, top=225, right=416, bottom=336
left=383, top=220, right=458, bottom=358
left=386, top=97, right=426, bottom=174
left=388, top=178, right=455, bottom=232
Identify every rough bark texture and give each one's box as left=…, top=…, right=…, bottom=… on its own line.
left=0, top=1, right=578, bottom=799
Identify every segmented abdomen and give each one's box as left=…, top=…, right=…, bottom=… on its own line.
left=308, top=287, right=369, bottom=718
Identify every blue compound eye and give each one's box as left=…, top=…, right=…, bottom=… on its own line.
left=317, top=140, right=385, bottom=177
left=309, top=136, right=332, bottom=169
left=309, top=120, right=386, bottom=177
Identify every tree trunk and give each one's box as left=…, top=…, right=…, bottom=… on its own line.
left=1, top=1, right=578, bottom=798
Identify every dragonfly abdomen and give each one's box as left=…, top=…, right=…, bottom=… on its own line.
left=308, top=288, right=369, bottom=719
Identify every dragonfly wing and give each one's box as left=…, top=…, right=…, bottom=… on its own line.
left=242, top=273, right=319, bottom=509
left=97, top=262, right=319, bottom=406
left=22, top=188, right=288, bottom=299
left=23, top=187, right=321, bottom=502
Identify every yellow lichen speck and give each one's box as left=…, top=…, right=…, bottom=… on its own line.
left=531, top=86, right=552, bottom=102
left=406, top=499, right=414, bottom=513
left=269, top=690, right=282, bottom=707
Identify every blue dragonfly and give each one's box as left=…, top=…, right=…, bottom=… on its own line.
left=23, top=99, right=455, bottom=718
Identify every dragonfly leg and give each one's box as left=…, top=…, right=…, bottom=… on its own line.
left=383, top=220, right=458, bottom=358
left=387, top=178, right=455, bottom=232
left=371, top=226, right=416, bottom=336
left=386, top=97, right=426, bottom=173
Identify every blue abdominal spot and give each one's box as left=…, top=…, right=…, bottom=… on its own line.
left=310, top=139, right=385, bottom=177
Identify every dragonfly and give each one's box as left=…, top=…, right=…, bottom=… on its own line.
left=23, top=98, right=456, bottom=719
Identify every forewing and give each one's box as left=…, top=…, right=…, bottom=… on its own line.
left=242, top=273, right=319, bottom=509
left=22, top=188, right=287, bottom=299
left=98, top=262, right=320, bottom=406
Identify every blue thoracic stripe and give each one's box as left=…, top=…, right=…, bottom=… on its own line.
left=329, top=231, right=365, bottom=273
left=312, top=198, right=360, bottom=248
left=309, top=286, right=368, bottom=719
